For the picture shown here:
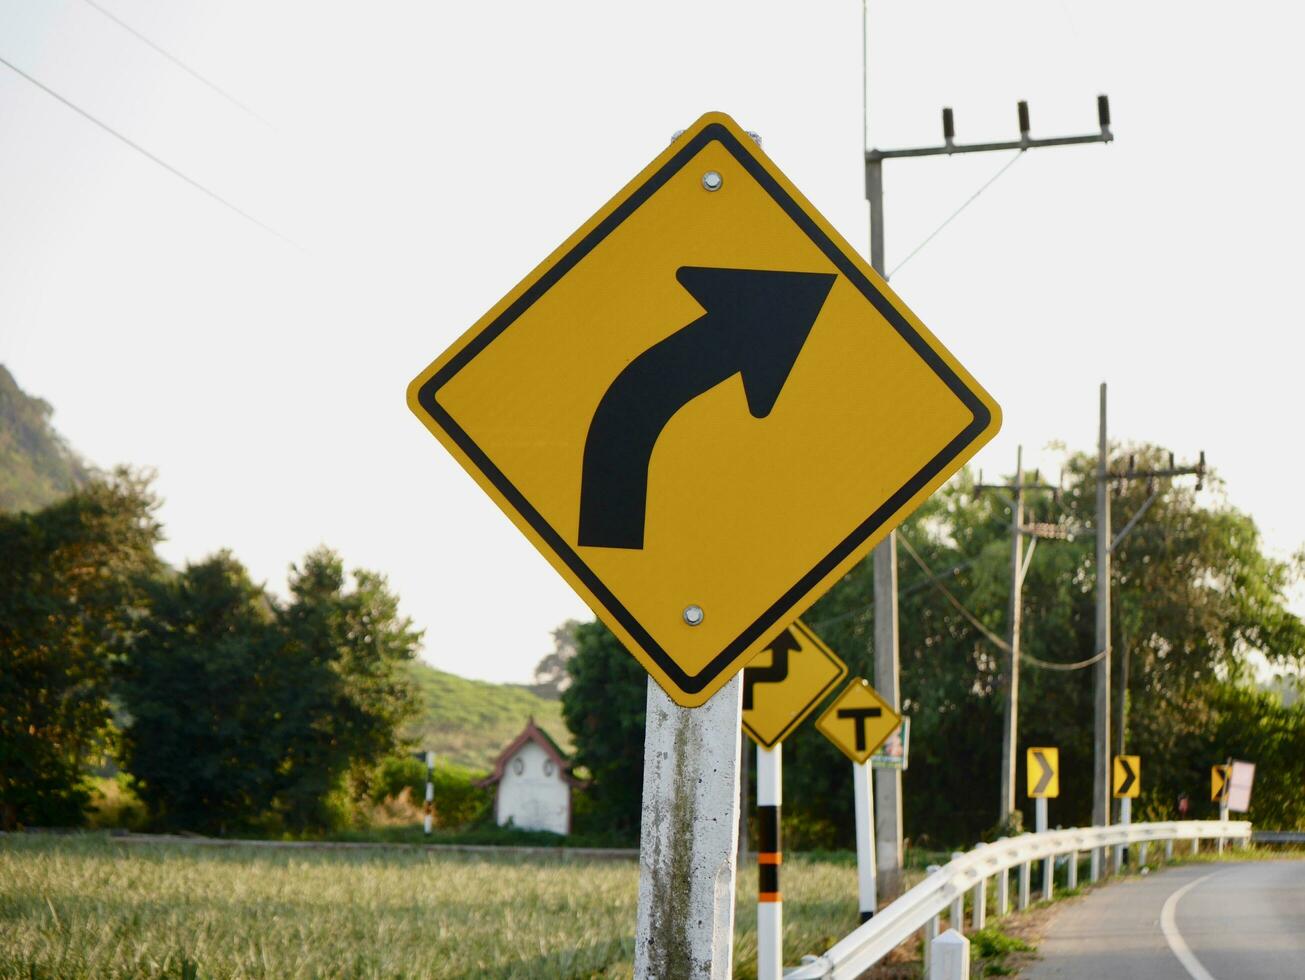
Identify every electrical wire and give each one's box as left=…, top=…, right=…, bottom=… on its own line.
left=887, top=149, right=1025, bottom=279
left=0, top=54, right=295, bottom=247
left=897, top=532, right=1104, bottom=671
left=80, top=0, right=273, bottom=128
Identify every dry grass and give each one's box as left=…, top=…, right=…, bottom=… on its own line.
left=0, top=834, right=866, bottom=979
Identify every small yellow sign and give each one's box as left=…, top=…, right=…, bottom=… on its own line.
left=815, top=678, right=901, bottom=765
left=1211, top=764, right=1229, bottom=803
left=741, top=620, right=847, bottom=748
left=1113, top=755, right=1141, bottom=798
left=407, top=110, right=1000, bottom=707
left=1026, top=747, right=1059, bottom=799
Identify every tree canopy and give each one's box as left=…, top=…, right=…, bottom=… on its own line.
left=0, top=470, right=162, bottom=826
left=563, top=448, right=1305, bottom=846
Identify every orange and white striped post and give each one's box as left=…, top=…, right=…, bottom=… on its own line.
left=757, top=743, right=782, bottom=980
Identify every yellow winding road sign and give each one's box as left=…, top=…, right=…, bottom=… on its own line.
left=741, top=620, right=847, bottom=748
left=407, top=110, right=1001, bottom=707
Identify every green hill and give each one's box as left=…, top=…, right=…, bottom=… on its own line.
left=0, top=365, right=90, bottom=512
left=403, top=661, right=573, bottom=771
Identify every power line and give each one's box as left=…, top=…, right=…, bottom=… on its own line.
left=887, top=149, right=1024, bottom=279
left=0, top=54, right=295, bottom=247
left=80, top=0, right=273, bottom=128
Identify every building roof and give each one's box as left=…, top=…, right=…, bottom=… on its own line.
left=476, top=718, right=584, bottom=788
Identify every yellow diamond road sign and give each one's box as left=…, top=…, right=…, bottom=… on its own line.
left=1113, top=755, right=1141, bottom=798
left=742, top=620, right=847, bottom=748
left=407, top=111, right=1001, bottom=707
left=1026, top=747, right=1059, bottom=799
left=815, top=678, right=901, bottom=765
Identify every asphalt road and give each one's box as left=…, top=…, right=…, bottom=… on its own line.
left=1023, top=859, right=1305, bottom=979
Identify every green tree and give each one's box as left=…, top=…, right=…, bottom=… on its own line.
left=117, top=548, right=422, bottom=834
left=274, top=548, right=423, bottom=830
left=0, top=470, right=161, bottom=826
left=560, top=620, right=648, bottom=840
left=115, top=553, right=286, bottom=833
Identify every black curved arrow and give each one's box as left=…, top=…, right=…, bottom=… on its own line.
left=742, top=628, right=801, bottom=710
left=1032, top=750, right=1055, bottom=796
left=577, top=266, right=836, bottom=549
left=1116, top=757, right=1137, bottom=796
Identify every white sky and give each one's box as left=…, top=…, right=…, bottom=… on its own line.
left=2, top=1, right=1302, bottom=684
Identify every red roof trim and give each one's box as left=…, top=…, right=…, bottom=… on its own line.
left=475, top=719, right=584, bottom=788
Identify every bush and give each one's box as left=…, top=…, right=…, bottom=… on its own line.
left=369, top=756, right=491, bottom=830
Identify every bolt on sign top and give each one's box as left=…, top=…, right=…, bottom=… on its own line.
left=1026, top=746, right=1059, bottom=799
left=815, top=678, right=902, bottom=765
left=407, top=111, right=1002, bottom=707
left=741, top=620, right=847, bottom=748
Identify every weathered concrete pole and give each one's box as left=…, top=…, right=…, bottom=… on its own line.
left=634, top=675, right=743, bottom=979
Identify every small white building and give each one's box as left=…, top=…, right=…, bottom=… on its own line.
left=477, top=719, right=582, bottom=835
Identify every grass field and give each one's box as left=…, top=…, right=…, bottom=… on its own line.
left=0, top=834, right=862, bottom=979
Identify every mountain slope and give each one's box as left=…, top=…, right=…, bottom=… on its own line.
left=0, top=365, right=90, bottom=512
left=403, top=661, right=573, bottom=771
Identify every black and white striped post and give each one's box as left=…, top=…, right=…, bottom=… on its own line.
left=756, top=743, right=783, bottom=980
left=423, top=750, right=435, bottom=835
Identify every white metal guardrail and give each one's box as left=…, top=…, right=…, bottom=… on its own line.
left=785, top=819, right=1251, bottom=979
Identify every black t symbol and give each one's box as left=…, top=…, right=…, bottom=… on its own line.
left=837, top=706, right=882, bottom=752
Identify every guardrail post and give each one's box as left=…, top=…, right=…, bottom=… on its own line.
left=1164, top=838, right=1173, bottom=862
left=1041, top=852, right=1054, bottom=900
left=1067, top=849, right=1078, bottom=889
left=928, top=929, right=970, bottom=980
left=1138, top=842, right=1149, bottom=867
left=995, top=839, right=1009, bottom=916
left=1018, top=861, right=1031, bottom=910
left=948, top=853, right=966, bottom=934
left=922, top=899, right=941, bottom=976
left=1090, top=846, right=1100, bottom=882
left=1191, top=836, right=1199, bottom=856
left=972, top=877, right=986, bottom=931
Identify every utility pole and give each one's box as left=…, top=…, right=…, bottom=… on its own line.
left=861, top=12, right=1113, bottom=889
left=1093, top=384, right=1111, bottom=829
left=1092, top=383, right=1205, bottom=830
left=976, top=447, right=1059, bottom=827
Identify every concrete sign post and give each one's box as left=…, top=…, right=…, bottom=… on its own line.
left=634, top=675, right=743, bottom=979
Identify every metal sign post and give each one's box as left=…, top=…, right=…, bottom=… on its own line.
left=853, top=759, right=878, bottom=921
left=816, top=678, right=900, bottom=922
left=634, top=675, right=743, bottom=979
left=756, top=742, right=783, bottom=980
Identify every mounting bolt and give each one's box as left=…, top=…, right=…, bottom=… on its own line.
left=701, top=170, right=723, bottom=192
left=682, top=605, right=705, bottom=626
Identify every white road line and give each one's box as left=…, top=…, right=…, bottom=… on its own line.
left=1159, top=871, right=1223, bottom=980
